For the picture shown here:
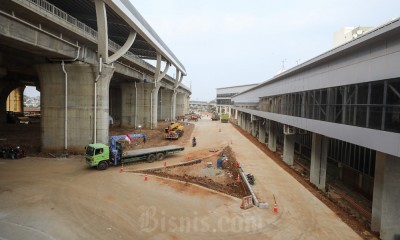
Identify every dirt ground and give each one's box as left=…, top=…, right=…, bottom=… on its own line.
left=139, top=146, right=251, bottom=198
left=0, top=120, right=194, bottom=156
left=230, top=123, right=378, bottom=240
left=0, top=116, right=368, bottom=239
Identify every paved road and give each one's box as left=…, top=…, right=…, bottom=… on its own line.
left=0, top=117, right=360, bottom=239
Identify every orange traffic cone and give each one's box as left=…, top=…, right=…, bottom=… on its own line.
left=214, top=149, right=216, bottom=155
left=236, top=175, right=241, bottom=183
left=273, top=204, right=278, bottom=214
left=187, top=155, right=191, bottom=160
left=119, top=165, right=124, bottom=173
left=144, top=174, right=148, bottom=181
left=164, top=161, right=166, bottom=167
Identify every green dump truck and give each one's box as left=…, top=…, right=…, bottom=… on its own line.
left=85, top=141, right=184, bottom=170
left=220, top=113, right=229, bottom=123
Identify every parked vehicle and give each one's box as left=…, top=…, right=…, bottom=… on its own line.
left=211, top=112, right=220, bottom=121
left=85, top=134, right=184, bottom=170
left=220, top=113, right=229, bottom=123
left=1, top=146, right=26, bottom=159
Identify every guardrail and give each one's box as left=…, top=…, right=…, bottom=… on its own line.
left=18, top=0, right=154, bottom=70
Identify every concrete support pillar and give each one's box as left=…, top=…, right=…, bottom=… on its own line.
left=159, top=88, right=173, bottom=121
left=310, top=133, right=328, bottom=190
left=258, top=120, right=266, bottom=143
left=242, top=114, right=246, bottom=130
left=183, top=94, right=190, bottom=115
left=150, top=85, right=160, bottom=129
left=238, top=112, right=242, bottom=127
left=0, top=79, right=20, bottom=123
left=6, top=87, right=24, bottom=112
left=371, top=152, right=400, bottom=240
left=283, top=134, right=295, bottom=165
left=234, top=109, right=238, bottom=120
left=246, top=116, right=251, bottom=134
left=268, top=120, right=277, bottom=152
left=171, top=91, right=177, bottom=120
left=252, top=119, right=257, bottom=137
left=135, top=82, right=153, bottom=128
left=120, top=82, right=137, bottom=128
left=176, top=93, right=185, bottom=117
left=36, top=63, right=114, bottom=152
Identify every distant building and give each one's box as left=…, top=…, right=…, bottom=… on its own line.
left=216, top=84, right=258, bottom=115
left=189, top=100, right=210, bottom=112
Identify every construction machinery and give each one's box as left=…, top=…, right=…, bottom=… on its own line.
left=85, top=133, right=184, bottom=170
left=220, top=113, right=229, bottom=123
left=211, top=112, right=220, bottom=121
left=164, top=122, right=184, bottom=140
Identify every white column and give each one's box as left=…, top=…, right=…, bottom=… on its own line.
left=371, top=152, right=400, bottom=240
left=310, top=133, right=328, bottom=190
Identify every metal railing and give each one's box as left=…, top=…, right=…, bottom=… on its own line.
left=18, top=0, right=155, bottom=70
left=25, top=0, right=97, bottom=40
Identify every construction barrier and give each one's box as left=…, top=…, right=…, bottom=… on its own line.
left=240, top=195, right=254, bottom=209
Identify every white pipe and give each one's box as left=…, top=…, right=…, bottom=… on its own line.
left=160, top=88, right=162, bottom=120
left=135, top=81, right=137, bottom=128
left=150, top=89, right=153, bottom=129
left=94, top=57, right=103, bottom=144
left=61, top=61, right=68, bottom=151
left=94, top=80, right=97, bottom=143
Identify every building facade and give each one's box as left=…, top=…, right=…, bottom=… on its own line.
left=231, top=18, right=400, bottom=240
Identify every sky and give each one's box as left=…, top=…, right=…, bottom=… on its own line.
left=130, top=0, right=400, bottom=101
left=24, top=1, right=400, bottom=100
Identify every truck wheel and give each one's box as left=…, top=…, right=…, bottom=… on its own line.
left=97, top=161, right=108, bottom=170
left=156, top=153, right=165, bottom=161
left=147, top=154, right=156, bottom=163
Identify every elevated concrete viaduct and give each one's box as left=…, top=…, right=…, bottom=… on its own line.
left=0, top=0, right=190, bottom=152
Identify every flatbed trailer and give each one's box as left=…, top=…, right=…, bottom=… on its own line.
left=85, top=143, right=184, bottom=170
left=123, top=145, right=184, bottom=163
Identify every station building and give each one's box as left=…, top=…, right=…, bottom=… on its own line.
left=216, top=84, right=258, bottom=115
left=227, top=18, right=400, bottom=239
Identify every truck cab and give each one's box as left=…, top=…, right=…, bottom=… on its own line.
left=85, top=143, right=110, bottom=170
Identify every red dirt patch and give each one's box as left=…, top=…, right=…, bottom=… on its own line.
left=139, top=146, right=251, bottom=198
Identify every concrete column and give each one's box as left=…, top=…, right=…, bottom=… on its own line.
left=159, top=88, right=172, bottom=121
left=176, top=93, right=185, bottom=117
left=171, top=91, right=177, bottom=120
left=120, top=82, right=137, bottom=128
left=246, top=116, right=251, bottom=134
left=258, top=120, right=266, bottom=143
left=242, top=114, right=246, bottom=130
left=234, top=109, right=238, bottom=120
left=238, top=112, right=242, bottom=127
left=109, top=86, right=121, bottom=126
left=183, top=94, right=190, bottom=115
left=268, top=120, right=277, bottom=152
left=36, top=63, right=114, bottom=152
left=135, top=83, right=153, bottom=128
left=252, top=120, right=257, bottom=137
left=371, top=152, right=400, bottom=240
left=150, top=84, right=160, bottom=129
left=6, top=87, right=24, bottom=112
left=0, top=79, right=20, bottom=123
left=283, top=134, right=295, bottom=165
left=310, top=133, right=328, bottom=190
